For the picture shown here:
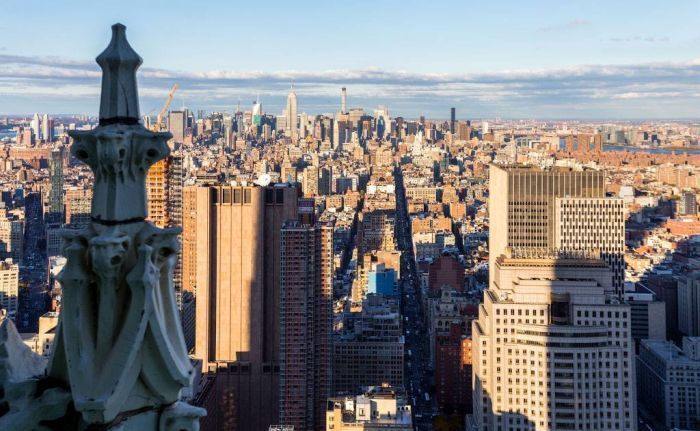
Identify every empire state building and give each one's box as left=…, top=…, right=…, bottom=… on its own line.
left=285, top=84, right=297, bottom=142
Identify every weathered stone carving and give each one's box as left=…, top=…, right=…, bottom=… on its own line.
left=0, top=23, right=205, bottom=430
left=0, top=318, right=73, bottom=431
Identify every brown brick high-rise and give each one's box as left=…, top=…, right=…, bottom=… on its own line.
left=185, top=184, right=298, bottom=431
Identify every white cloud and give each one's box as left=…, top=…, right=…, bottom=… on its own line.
left=1, top=54, right=700, bottom=118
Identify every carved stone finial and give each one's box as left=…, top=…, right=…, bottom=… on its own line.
left=69, top=24, right=170, bottom=223
left=96, top=23, right=142, bottom=124
left=1, top=23, right=204, bottom=431
left=49, top=23, right=203, bottom=430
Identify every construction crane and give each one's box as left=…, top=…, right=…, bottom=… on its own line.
left=151, top=84, right=179, bottom=132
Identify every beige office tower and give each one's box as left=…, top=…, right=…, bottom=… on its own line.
left=489, top=165, right=626, bottom=296
left=185, top=184, right=298, bottom=431
left=472, top=249, right=637, bottom=431
left=554, top=197, right=625, bottom=295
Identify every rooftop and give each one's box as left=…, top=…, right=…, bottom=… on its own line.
left=641, top=339, right=700, bottom=366
left=328, top=385, right=412, bottom=427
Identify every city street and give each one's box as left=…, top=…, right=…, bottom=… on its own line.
left=394, top=165, right=436, bottom=430
left=17, top=192, right=49, bottom=332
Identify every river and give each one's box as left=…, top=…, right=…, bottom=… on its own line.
left=603, top=144, right=700, bottom=155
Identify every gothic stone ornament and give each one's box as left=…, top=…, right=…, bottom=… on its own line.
left=44, top=23, right=205, bottom=430
left=0, top=318, right=74, bottom=431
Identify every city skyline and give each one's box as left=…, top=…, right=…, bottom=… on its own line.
left=1, top=14, right=699, bottom=431
left=2, top=0, right=700, bottom=118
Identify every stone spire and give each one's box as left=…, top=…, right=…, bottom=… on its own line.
left=0, top=24, right=205, bottom=431
left=97, top=23, right=142, bottom=124
left=69, top=25, right=171, bottom=224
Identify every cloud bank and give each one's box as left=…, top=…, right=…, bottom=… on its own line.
left=1, top=54, right=700, bottom=119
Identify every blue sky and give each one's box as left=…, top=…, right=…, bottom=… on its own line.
left=1, top=0, right=700, bottom=118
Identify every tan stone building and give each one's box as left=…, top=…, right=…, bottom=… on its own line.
left=472, top=249, right=637, bottom=431
left=489, top=164, right=604, bottom=257
left=554, top=197, right=625, bottom=294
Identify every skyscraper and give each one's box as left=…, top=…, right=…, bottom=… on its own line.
left=679, top=190, right=698, bottom=216
left=47, top=147, right=64, bottom=224
left=285, top=85, right=298, bottom=142
left=31, top=113, right=41, bottom=141
left=488, top=165, right=627, bottom=296
left=146, top=154, right=184, bottom=304
left=168, top=110, right=186, bottom=144
left=146, top=154, right=183, bottom=229
left=450, top=107, right=455, bottom=134
left=678, top=273, right=700, bottom=336
left=279, top=219, right=334, bottom=431
left=554, top=197, right=625, bottom=295
left=319, top=166, right=334, bottom=196
left=252, top=96, right=262, bottom=128
left=186, top=183, right=298, bottom=431
left=341, top=87, right=347, bottom=114
left=146, top=159, right=169, bottom=228
left=473, top=164, right=637, bottom=430
left=472, top=249, right=637, bottom=430
left=42, top=113, right=53, bottom=142
left=0, top=212, right=24, bottom=262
